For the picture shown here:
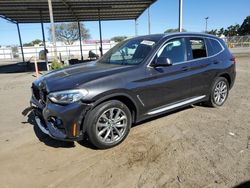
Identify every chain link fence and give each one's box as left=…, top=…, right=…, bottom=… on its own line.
left=226, top=35, right=250, bottom=48
left=1, top=36, right=250, bottom=61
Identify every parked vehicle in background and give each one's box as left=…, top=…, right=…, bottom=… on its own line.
left=30, top=32, right=236, bottom=149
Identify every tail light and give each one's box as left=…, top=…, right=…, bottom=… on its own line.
left=231, top=55, right=236, bottom=64
left=231, top=55, right=236, bottom=72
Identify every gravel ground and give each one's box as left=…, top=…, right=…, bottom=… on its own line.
left=0, top=55, right=249, bottom=188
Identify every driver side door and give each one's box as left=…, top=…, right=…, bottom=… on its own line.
left=137, top=37, right=194, bottom=113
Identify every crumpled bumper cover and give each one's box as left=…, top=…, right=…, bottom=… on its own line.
left=30, top=95, right=92, bottom=141
left=34, top=114, right=67, bottom=140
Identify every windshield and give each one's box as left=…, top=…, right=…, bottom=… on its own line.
left=98, top=38, right=157, bottom=65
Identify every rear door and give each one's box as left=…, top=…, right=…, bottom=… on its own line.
left=185, top=37, right=214, bottom=96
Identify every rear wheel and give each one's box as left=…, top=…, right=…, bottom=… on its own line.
left=206, top=77, right=229, bottom=107
left=86, top=100, right=132, bottom=149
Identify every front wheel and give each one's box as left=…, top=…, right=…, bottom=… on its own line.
left=206, top=77, right=229, bottom=107
left=86, top=100, right=132, bottom=149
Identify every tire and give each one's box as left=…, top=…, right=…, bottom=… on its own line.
left=86, top=100, right=132, bottom=149
left=206, top=77, right=229, bottom=107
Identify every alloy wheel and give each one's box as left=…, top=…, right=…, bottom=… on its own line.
left=96, top=107, right=128, bottom=144
left=213, top=80, right=228, bottom=105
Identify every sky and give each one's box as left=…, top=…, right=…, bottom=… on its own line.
left=0, top=0, right=249, bottom=46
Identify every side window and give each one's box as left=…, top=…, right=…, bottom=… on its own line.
left=157, top=38, right=186, bottom=64
left=189, top=38, right=207, bottom=59
left=209, top=39, right=223, bottom=54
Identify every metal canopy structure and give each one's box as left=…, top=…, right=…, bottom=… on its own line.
left=0, top=0, right=157, bottom=69
left=0, top=0, right=156, bottom=23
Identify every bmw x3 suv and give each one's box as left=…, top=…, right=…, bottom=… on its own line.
left=31, top=32, right=236, bottom=149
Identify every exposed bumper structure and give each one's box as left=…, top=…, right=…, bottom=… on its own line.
left=34, top=115, right=68, bottom=140
left=30, top=94, right=92, bottom=141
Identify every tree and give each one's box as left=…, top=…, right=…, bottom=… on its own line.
left=110, top=36, right=127, bottom=42
left=238, top=15, right=250, bottom=35
left=32, top=39, right=43, bottom=45
left=217, top=28, right=225, bottom=36
left=23, top=39, right=42, bottom=47
left=224, top=24, right=240, bottom=36
left=49, top=22, right=90, bottom=45
left=208, top=29, right=218, bottom=35
left=164, top=28, right=187, bottom=33
left=207, top=16, right=250, bottom=37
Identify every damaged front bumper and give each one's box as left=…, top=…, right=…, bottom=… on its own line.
left=30, top=95, right=92, bottom=141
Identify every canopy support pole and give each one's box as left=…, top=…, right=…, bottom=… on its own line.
left=178, top=0, right=183, bottom=32
left=48, top=0, right=58, bottom=61
left=77, top=21, right=83, bottom=61
left=135, top=19, right=138, bottom=36
left=16, top=23, right=25, bottom=63
left=40, top=11, right=49, bottom=70
left=98, top=8, right=103, bottom=56
left=148, top=6, right=151, bottom=34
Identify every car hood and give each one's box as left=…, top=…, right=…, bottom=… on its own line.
left=35, top=61, right=134, bottom=92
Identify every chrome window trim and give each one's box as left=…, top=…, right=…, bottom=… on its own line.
left=147, top=35, right=225, bottom=68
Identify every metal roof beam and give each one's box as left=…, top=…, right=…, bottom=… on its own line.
left=15, top=17, right=137, bottom=23
left=0, top=0, right=156, bottom=23
left=0, top=0, right=153, bottom=5
left=61, top=0, right=78, bottom=21
left=6, top=12, right=140, bottom=17
left=0, top=15, right=17, bottom=23
left=0, top=4, right=148, bottom=9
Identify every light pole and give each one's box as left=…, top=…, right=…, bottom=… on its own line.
left=205, top=17, right=209, bottom=33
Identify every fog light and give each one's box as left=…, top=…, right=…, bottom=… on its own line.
left=49, top=116, right=63, bottom=128
left=55, top=119, right=63, bottom=127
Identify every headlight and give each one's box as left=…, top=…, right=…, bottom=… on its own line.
left=48, top=89, right=88, bottom=104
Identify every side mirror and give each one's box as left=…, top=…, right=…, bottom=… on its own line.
left=153, top=57, right=172, bottom=67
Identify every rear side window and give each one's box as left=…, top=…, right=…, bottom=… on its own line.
left=189, top=38, right=207, bottom=59
left=209, top=39, right=223, bottom=54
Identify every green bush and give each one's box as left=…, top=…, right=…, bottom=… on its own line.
left=51, top=60, right=63, bottom=70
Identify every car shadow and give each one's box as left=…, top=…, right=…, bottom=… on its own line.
left=233, top=180, right=250, bottom=188
left=22, top=103, right=204, bottom=149
left=77, top=137, right=98, bottom=150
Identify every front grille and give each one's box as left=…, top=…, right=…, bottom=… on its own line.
left=32, top=85, right=40, bottom=100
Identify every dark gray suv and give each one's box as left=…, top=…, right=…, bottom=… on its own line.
left=31, top=32, right=236, bottom=149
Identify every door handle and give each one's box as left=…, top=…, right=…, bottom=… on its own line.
left=213, top=60, right=221, bottom=64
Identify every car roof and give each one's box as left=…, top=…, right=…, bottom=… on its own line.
left=132, top=32, right=220, bottom=42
